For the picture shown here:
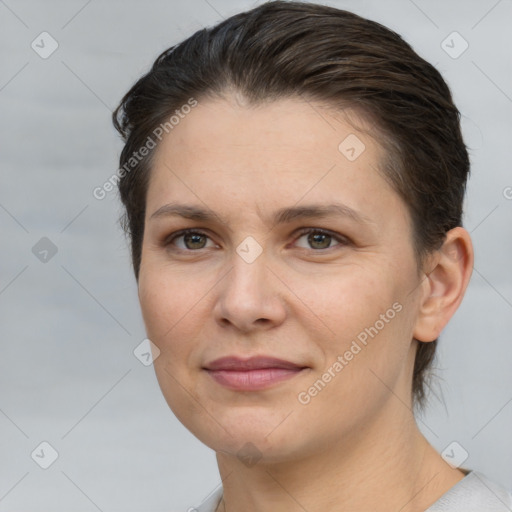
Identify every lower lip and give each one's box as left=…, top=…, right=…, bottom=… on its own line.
left=205, top=368, right=305, bottom=391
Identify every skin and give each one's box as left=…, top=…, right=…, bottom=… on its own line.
left=137, top=95, right=474, bottom=511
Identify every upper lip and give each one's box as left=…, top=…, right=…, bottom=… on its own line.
left=203, top=356, right=306, bottom=371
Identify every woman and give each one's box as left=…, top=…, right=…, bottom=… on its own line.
left=112, top=2, right=512, bottom=510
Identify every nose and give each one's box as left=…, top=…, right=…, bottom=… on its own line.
left=213, top=248, right=287, bottom=333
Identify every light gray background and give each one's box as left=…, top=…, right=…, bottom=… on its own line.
left=1, top=0, right=511, bottom=510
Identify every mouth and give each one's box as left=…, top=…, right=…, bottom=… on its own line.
left=203, top=356, right=309, bottom=391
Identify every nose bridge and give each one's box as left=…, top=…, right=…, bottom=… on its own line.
left=227, top=239, right=270, bottom=298
left=215, top=239, right=285, bottom=330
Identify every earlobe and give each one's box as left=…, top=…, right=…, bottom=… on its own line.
left=413, top=227, right=474, bottom=342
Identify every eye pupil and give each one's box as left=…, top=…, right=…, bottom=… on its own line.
left=184, top=232, right=206, bottom=249
left=309, top=232, right=331, bottom=249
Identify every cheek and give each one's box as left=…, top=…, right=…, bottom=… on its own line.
left=137, top=273, right=168, bottom=343
left=306, top=264, right=414, bottom=389
left=138, top=267, right=206, bottom=414
left=303, top=266, right=398, bottom=339
left=138, top=263, right=204, bottom=344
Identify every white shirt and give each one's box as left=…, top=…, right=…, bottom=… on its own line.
left=192, top=471, right=512, bottom=511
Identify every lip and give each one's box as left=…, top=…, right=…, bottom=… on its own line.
left=203, top=356, right=308, bottom=391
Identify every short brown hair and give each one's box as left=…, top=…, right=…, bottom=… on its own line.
left=112, top=1, right=470, bottom=409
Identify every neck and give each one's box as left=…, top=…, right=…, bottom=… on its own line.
left=215, top=398, right=465, bottom=512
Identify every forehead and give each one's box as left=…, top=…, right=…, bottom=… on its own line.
left=146, top=95, right=407, bottom=230
left=153, top=95, right=379, bottom=161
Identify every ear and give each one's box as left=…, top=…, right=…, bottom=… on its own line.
left=413, top=227, right=474, bottom=342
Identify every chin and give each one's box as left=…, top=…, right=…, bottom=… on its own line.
left=188, top=411, right=309, bottom=465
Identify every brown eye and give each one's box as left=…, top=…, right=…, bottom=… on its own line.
left=166, top=229, right=215, bottom=251
left=294, top=228, right=349, bottom=251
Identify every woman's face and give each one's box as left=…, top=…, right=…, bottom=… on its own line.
left=138, top=95, right=425, bottom=462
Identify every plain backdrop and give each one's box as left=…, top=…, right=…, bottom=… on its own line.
left=1, top=0, right=511, bottom=510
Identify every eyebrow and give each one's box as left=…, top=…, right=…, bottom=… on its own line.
left=149, top=202, right=374, bottom=227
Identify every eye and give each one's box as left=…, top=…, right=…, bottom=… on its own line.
left=165, top=229, right=216, bottom=251
left=164, top=227, right=350, bottom=252
left=293, top=228, right=349, bottom=251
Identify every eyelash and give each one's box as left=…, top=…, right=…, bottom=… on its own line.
left=164, top=227, right=350, bottom=252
